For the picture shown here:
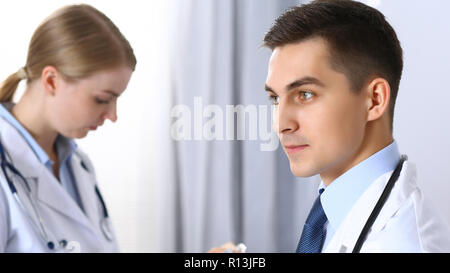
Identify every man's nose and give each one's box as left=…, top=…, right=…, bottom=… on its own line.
left=274, top=100, right=299, bottom=135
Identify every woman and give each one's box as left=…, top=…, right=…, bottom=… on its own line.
left=0, top=4, right=136, bottom=252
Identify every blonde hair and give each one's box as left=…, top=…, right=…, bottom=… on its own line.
left=0, top=4, right=136, bottom=102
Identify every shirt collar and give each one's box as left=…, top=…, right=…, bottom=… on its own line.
left=0, top=103, right=77, bottom=167
left=319, top=140, right=401, bottom=232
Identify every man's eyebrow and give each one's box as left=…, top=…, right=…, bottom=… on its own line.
left=265, top=76, right=326, bottom=95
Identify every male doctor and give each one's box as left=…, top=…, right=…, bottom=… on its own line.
left=261, top=0, right=450, bottom=252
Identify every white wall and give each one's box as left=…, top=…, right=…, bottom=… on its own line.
left=2, top=0, right=449, bottom=252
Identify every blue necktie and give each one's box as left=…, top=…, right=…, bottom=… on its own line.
left=296, top=189, right=328, bottom=253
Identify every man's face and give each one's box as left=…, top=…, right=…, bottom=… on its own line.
left=265, top=38, right=368, bottom=183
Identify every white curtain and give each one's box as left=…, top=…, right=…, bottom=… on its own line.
left=7, top=0, right=449, bottom=253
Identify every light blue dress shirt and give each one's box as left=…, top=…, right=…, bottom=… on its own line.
left=0, top=103, right=84, bottom=212
left=319, top=141, right=401, bottom=250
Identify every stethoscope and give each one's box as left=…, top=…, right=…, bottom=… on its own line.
left=0, top=139, right=114, bottom=251
left=352, top=154, right=408, bottom=253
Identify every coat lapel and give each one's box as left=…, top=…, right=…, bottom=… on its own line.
left=323, top=172, right=389, bottom=253
left=324, top=161, right=416, bottom=253
left=34, top=164, right=96, bottom=232
left=0, top=118, right=98, bottom=235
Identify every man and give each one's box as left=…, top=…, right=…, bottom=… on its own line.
left=210, top=0, right=450, bottom=253
left=262, top=0, right=450, bottom=252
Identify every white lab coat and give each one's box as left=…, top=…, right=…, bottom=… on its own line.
left=0, top=117, right=119, bottom=253
left=323, top=160, right=450, bottom=253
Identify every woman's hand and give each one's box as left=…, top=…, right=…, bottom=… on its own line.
left=208, top=242, right=246, bottom=253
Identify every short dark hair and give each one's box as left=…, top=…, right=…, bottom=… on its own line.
left=263, top=0, right=403, bottom=130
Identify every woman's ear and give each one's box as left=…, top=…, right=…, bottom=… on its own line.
left=40, top=66, right=60, bottom=96
left=366, top=77, right=391, bottom=122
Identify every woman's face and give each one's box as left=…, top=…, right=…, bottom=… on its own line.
left=46, top=66, right=133, bottom=139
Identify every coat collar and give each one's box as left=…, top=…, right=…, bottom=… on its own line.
left=323, top=160, right=417, bottom=253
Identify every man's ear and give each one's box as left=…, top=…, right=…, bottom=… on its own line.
left=40, top=66, right=60, bottom=96
left=366, top=77, right=391, bottom=122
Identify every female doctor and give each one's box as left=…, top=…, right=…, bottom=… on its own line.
left=0, top=4, right=136, bottom=252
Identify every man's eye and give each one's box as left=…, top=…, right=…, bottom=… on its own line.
left=268, top=95, right=280, bottom=105
left=300, top=91, right=314, bottom=100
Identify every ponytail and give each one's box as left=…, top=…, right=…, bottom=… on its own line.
left=0, top=67, right=28, bottom=102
